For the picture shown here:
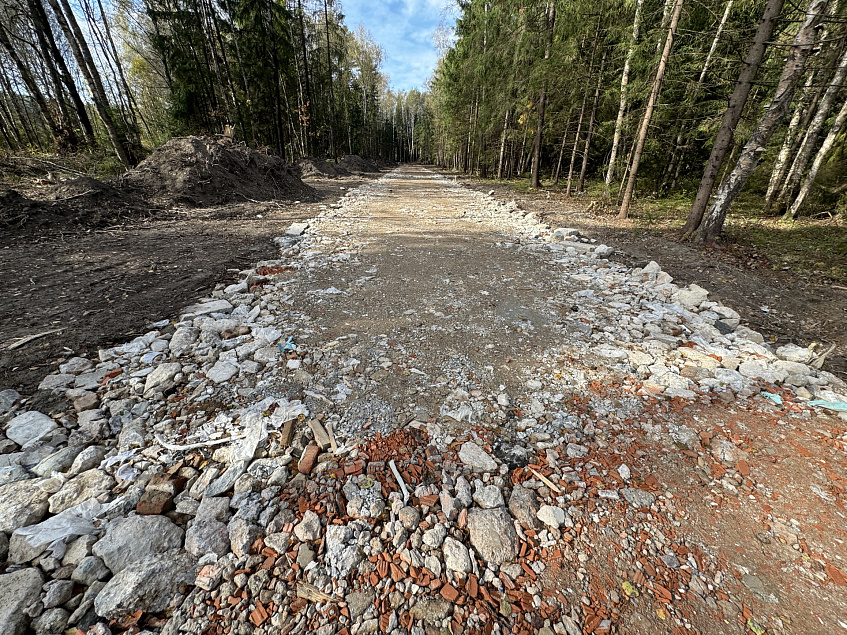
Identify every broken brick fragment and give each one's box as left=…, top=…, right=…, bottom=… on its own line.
left=298, top=444, right=320, bottom=474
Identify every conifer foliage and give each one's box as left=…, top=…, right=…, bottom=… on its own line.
left=424, top=0, right=847, bottom=238
left=0, top=0, right=421, bottom=163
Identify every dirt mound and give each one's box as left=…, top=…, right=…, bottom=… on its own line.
left=371, top=157, right=399, bottom=169
left=294, top=157, right=351, bottom=179
left=338, top=154, right=382, bottom=174
left=121, top=136, right=316, bottom=207
left=1, top=178, right=151, bottom=241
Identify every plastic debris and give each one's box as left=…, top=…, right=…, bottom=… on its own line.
left=154, top=433, right=247, bottom=451
left=389, top=459, right=410, bottom=504
left=11, top=498, right=103, bottom=559
left=808, top=400, right=847, bottom=412
left=761, top=391, right=783, bottom=406
left=99, top=448, right=138, bottom=469
left=232, top=413, right=267, bottom=462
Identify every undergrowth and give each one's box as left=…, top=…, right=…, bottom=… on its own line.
left=459, top=172, right=847, bottom=285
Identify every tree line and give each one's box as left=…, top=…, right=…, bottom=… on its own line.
left=0, top=0, right=425, bottom=165
left=417, top=0, right=847, bottom=241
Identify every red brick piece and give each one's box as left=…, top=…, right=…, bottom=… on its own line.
left=298, top=444, right=320, bottom=474
left=440, top=584, right=459, bottom=602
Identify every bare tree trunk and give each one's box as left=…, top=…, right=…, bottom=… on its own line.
left=224, top=0, right=258, bottom=145
left=0, top=78, right=23, bottom=148
left=656, top=0, right=673, bottom=52
left=27, top=0, right=77, bottom=147
left=0, top=24, right=64, bottom=148
left=497, top=109, right=510, bottom=179
left=787, top=96, right=847, bottom=217
left=663, top=0, right=733, bottom=193
left=517, top=125, right=528, bottom=175
left=605, top=0, right=643, bottom=188
left=618, top=0, right=684, bottom=219
left=530, top=85, right=547, bottom=187
left=778, top=45, right=847, bottom=218
left=567, top=27, right=599, bottom=196
left=45, top=0, right=132, bottom=165
left=695, top=0, right=829, bottom=242
left=36, top=0, right=95, bottom=143
left=531, top=2, right=556, bottom=188
left=323, top=0, right=338, bottom=159
left=0, top=62, right=40, bottom=147
left=681, top=0, right=784, bottom=236
left=296, top=0, right=314, bottom=154
left=565, top=88, right=587, bottom=196
left=578, top=47, right=607, bottom=193
left=554, top=113, right=572, bottom=184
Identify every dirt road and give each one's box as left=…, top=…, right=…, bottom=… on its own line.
left=2, top=166, right=846, bottom=635
left=278, top=166, right=847, bottom=635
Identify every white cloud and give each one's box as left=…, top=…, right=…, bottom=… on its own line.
left=343, top=0, right=453, bottom=91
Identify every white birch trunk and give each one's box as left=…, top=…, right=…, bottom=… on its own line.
left=605, top=0, right=644, bottom=187
left=787, top=97, right=847, bottom=217
left=779, top=45, right=847, bottom=216
left=618, top=0, right=685, bottom=219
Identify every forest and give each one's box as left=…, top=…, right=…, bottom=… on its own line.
left=0, top=0, right=427, bottom=166
left=423, top=0, right=847, bottom=242
left=1, top=0, right=846, bottom=243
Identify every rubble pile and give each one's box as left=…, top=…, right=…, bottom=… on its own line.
left=1, top=167, right=845, bottom=635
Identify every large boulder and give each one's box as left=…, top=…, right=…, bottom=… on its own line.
left=0, top=478, right=51, bottom=533
left=458, top=442, right=497, bottom=472
left=185, top=518, right=229, bottom=557
left=93, top=514, right=184, bottom=574
left=48, top=468, right=115, bottom=514
left=143, top=362, right=182, bottom=395
left=5, top=411, right=57, bottom=449
left=467, top=508, right=517, bottom=565
left=0, top=568, right=43, bottom=635
left=94, top=550, right=196, bottom=620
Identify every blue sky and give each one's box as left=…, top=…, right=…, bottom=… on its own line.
left=341, top=0, right=454, bottom=92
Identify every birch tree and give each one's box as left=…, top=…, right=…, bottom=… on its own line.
left=605, top=0, right=643, bottom=188
left=681, top=0, right=784, bottom=237
left=787, top=96, right=847, bottom=217
left=618, top=0, right=684, bottom=219
left=776, top=45, right=847, bottom=217
left=693, top=0, right=830, bottom=242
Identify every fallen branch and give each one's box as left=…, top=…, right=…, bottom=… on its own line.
left=810, top=343, right=837, bottom=370
left=6, top=328, right=64, bottom=350
left=528, top=466, right=563, bottom=494
left=23, top=156, right=88, bottom=177
left=153, top=432, right=245, bottom=451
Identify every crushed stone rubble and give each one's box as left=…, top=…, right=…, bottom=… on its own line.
left=2, top=167, right=846, bottom=635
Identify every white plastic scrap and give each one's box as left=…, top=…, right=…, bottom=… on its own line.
left=269, top=399, right=309, bottom=427
left=231, top=413, right=267, bottom=462
left=99, top=448, right=138, bottom=469
left=389, top=459, right=410, bottom=504
left=11, top=498, right=103, bottom=559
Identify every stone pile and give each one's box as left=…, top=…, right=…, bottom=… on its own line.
left=1, top=168, right=845, bottom=635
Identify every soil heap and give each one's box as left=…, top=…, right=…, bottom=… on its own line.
left=294, top=157, right=351, bottom=179
left=1, top=177, right=148, bottom=240
left=121, top=136, right=317, bottom=207
left=338, top=154, right=381, bottom=174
